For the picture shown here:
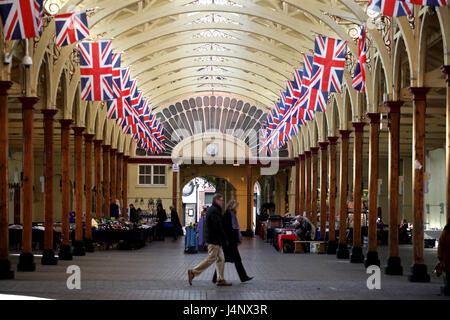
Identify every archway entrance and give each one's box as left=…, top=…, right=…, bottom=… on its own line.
left=181, top=176, right=238, bottom=226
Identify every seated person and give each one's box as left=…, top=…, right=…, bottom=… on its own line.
left=295, top=216, right=313, bottom=241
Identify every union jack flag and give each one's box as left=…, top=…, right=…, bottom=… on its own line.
left=106, top=66, right=130, bottom=120
left=352, top=24, right=367, bottom=93
left=264, top=105, right=279, bottom=138
left=0, top=0, right=43, bottom=40
left=368, top=0, right=413, bottom=17
left=111, top=52, right=121, bottom=98
left=54, top=11, right=89, bottom=47
left=312, top=35, right=347, bottom=93
left=298, top=54, right=329, bottom=112
left=79, top=40, right=114, bottom=101
left=121, top=67, right=132, bottom=107
left=402, top=0, right=447, bottom=6
left=277, top=94, right=289, bottom=123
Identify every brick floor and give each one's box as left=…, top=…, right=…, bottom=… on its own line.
left=0, top=237, right=448, bottom=300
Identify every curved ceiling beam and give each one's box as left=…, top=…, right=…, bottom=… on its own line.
left=136, top=58, right=286, bottom=90
left=123, top=30, right=301, bottom=67
left=141, top=68, right=281, bottom=98
left=132, top=45, right=292, bottom=80
left=112, top=12, right=312, bottom=57
left=91, top=2, right=336, bottom=42
left=149, top=78, right=275, bottom=106
left=147, top=76, right=278, bottom=103
left=152, top=86, right=272, bottom=110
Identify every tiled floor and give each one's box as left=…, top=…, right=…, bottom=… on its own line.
left=0, top=236, right=448, bottom=300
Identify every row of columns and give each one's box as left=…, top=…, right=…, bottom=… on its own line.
left=0, top=88, right=130, bottom=278
left=293, top=70, right=450, bottom=282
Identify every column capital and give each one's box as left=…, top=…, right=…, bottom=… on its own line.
left=41, top=108, right=58, bottom=119
left=0, top=81, right=13, bottom=95
left=385, top=101, right=404, bottom=113
left=84, top=134, right=95, bottom=142
left=19, top=97, right=39, bottom=110
left=441, top=65, right=450, bottom=83
left=310, top=147, right=319, bottom=154
left=352, top=122, right=366, bottom=132
left=299, top=154, right=306, bottom=160
left=94, top=139, right=103, bottom=146
left=117, top=152, right=124, bottom=157
left=328, top=137, right=339, bottom=145
left=305, top=151, right=312, bottom=156
left=110, top=148, right=117, bottom=154
left=102, top=145, right=111, bottom=152
left=123, top=155, right=130, bottom=161
left=319, top=142, right=329, bottom=150
left=59, top=119, right=73, bottom=129
left=72, top=126, right=85, bottom=136
left=409, top=87, right=430, bottom=101
left=339, top=130, right=352, bottom=139
left=367, top=113, right=381, bottom=124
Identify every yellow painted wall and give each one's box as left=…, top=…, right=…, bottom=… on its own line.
left=126, top=163, right=175, bottom=213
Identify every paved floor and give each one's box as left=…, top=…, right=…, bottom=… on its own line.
left=0, top=236, right=448, bottom=300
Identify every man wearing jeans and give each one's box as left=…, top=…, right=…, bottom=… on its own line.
left=188, top=194, right=231, bottom=286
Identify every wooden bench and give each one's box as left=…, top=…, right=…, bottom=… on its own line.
left=294, top=241, right=326, bottom=254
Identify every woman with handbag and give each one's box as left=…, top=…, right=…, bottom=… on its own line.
left=212, top=200, right=253, bottom=283
left=437, top=218, right=450, bottom=296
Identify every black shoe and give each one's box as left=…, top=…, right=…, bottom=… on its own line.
left=242, top=276, right=254, bottom=283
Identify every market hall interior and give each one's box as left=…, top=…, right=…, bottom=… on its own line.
left=0, top=0, right=449, bottom=300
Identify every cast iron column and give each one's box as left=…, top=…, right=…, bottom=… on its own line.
left=84, top=134, right=94, bottom=252
left=94, top=140, right=103, bottom=220
left=305, top=151, right=312, bottom=221
left=385, top=101, right=404, bottom=275
left=72, top=127, right=85, bottom=256
left=311, top=147, right=319, bottom=230
left=365, top=114, right=381, bottom=267
left=408, top=87, right=430, bottom=282
left=442, top=66, right=450, bottom=221
left=327, top=137, right=339, bottom=254
left=41, top=109, right=59, bottom=265
left=58, top=119, right=73, bottom=261
left=102, top=145, right=110, bottom=218
left=299, top=154, right=306, bottom=216
left=319, top=142, right=329, bottom=241
left=337, top=130, right=351, bottom=259
left=17, top=97, right=39, bottom=271
left=0, top=81, right=13, bottom=279
left=123, top=156, right=129, bottom=218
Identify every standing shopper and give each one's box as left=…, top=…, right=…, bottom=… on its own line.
left=437, top=218, right=450, bottom=296
left=212, top=200, right=253, bottom=283
left=188, top=194, right=232, bottom=286
left=169, top=205, right=181, bottom=240
left=156, top=204, right=167, bottom=241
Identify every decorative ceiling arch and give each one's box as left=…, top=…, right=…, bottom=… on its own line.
left=137, top=94, right=288, bottom=157
left=55, top=0, right=365, bottom=112
left=48, top=0, right=394, bottom=158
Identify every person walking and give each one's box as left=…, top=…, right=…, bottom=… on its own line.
left=437, top=218, right=450, bottom=296
left=188, top=194, right=232, bottom=286
left=212, top=200, right=253, bottom=284
left=156, top=203, right=167, bottom=241
left=169, top=205, right=181, bottom=240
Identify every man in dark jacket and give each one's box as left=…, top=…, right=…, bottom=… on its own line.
left=188, top=194, right=232, bottom=286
